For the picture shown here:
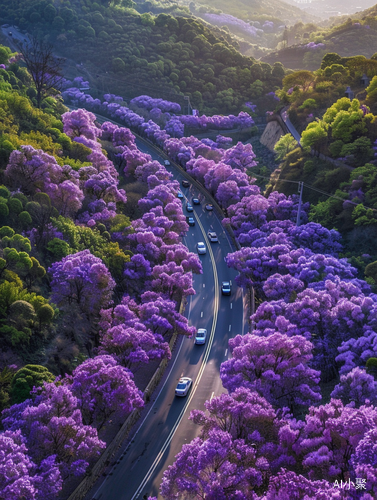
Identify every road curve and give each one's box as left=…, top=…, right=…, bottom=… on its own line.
left=83, top=125, right=249, bottom=500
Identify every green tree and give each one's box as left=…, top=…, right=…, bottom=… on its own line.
left=274, top=134, right=299, bottom=160
left=10, top=365, right=55, bottom=404
left=321, top=52, right=342, bottom=69
left=301, top=121, right=327, bottom=151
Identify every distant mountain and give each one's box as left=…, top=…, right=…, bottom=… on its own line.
left=190, top=0, right=319, bottom=24
left=262, top=16, right=377, bottom=70
left=282, top=0, right=377, bottom=20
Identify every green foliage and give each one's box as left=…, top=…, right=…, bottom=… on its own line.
left=10, top=364, right=55, bottom=404
left=352, top=204, right=377, bottom=226
left=0, top=365, right=15, bottom=412
left=339, top=137, right=374, bottom=167
left=274, top=134, right=298, bottom=160
left=37, top=304, right=55, bottom=326
left=366, top=357, right=377, bottom=377
left=298, top=98, right=317, bottom=110
left=365, top=261, right=377, bottom=282
left=46, top=237, right=72, bottom=260
left=321, top=52, right=343, bottom=69
left=366, top=75, right=377, bottom=103
left=301, top=121, right=327, bottom=150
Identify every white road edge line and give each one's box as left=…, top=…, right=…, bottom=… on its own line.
left=131, top=210, right=219, bottom=500
left=92, top=295, right=190, bottom=499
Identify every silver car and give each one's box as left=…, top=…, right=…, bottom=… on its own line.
left=197, top=242, right=206, bottom=254
left=208, top=231, right=218, bottom=243
left=195, top=328, right=207, bottom=345
left=175, top=377, right=192, bottom=397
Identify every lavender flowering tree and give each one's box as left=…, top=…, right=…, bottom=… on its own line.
left=2, top=383, right=105, bottom=478
left=160, top=428, right=263, bottom=499
left=0, top=430, right=62, bottom=500
left=62, top=108, right=101, bottom=141
left=49, top=250, right=115, bottom=316
left=331, top=367, right=377, bottom=407
left=220, top=332, right=321, bottom=410
left=68, top=355, right=144, bottom=429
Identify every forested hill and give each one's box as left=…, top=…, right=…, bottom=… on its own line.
left=0, top=0, right=285, bottom=115
left=188, top=0, right=318, bottom=24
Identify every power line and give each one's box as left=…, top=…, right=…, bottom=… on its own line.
left=250, top=171, right=377, bottom=212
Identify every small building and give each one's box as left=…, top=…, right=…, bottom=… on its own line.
left=345, top=86, right=354, bottom=100
left=360, top=74, right=370, bottom=87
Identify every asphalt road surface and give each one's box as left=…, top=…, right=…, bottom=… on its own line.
left=88, top=130, right=249, bottom=500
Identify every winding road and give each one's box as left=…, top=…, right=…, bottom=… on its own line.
left=91, top=139, right=248, bottom=499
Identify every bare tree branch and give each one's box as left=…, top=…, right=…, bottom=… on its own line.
left=15, top=36, right=65, bottom=108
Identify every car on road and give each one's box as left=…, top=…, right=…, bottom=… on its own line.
left=177, top=191, right=184, bottom=199
left=221, top=281, right=231, bottom=295
left=186, top=203, right=193, bottom=212
left=164, top=159, right=170, bottom=166
left=181, top=179, right=190, bottom=188
left=208, top=231, right=218, bottom=243
left=205, top=203, right=214, bottom=211
left=175, top=377, right=192, bottom=396
left=195, top=328, right=207, bottom=345
left=8, top=32, right=12, bottom=36
left=192, top=198, right=200, bottom=205
left=187, top=217, right=195, bottom=226
left=197, top=242, right=206, bottom=254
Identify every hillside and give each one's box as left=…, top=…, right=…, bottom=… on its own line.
left=0, top=0, right=285, bottom=115
left=189, top=0, right=318, bottom=24
left=262, top=17, right=377, bottom=70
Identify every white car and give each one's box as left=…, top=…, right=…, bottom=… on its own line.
left=221, top=281, right=231, bottom=296
left=164, top=159, right=170, bottom=166
left=197, top=242, right=206, bottom=254
left=195, top=328, right=207, bottom=345
left=175, top=377, right=192, bottom=397
left=208, top=231, right=218, bottom=243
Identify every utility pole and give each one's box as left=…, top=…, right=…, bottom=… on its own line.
left=296, top=181, right=303, bottom=227
left=184, top=95, right=191, bottom=115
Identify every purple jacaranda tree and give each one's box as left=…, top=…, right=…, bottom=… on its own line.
left=262, top=470, right=339, bottom=500
left=160, top=428, right=263, bottom=499
left=112, top=126, right=136, bottom=149
left=135, top=160, right=173, bottom=185
left=100, top=121, right=119, bottom=142
left=62, top=108, right=101, bottom=141
left=263, top=273, right=305, bottom=302
left=48, top=179, right=85, bottom=216
left=291, top=399, right=377, bottom=481
left=84, top=170, right=127, bottom=204
left=252, top=279, right=377, bottom=375
left=130, top=208, right=180, bottom=247
left=49, top=250, right=116, bottom=316
left=5, top=145, right=81, bottom=192
left=286, top=222, right=343, bottom=256
left=138, top=291, right=196, bottom=338
left=220, top=332, right=321, bottom=410
left=226, top=246, right=357, bottom=293
left=186, top=156, right=216, bottom=185
left=2, top=383, right=106, bottom=479
left=190, top=387, right=282, bottom=451
left=331, top=367, right=377, bottom=407
left=123, top=254, right=153, bottom=296
left=67, top=355, right=144, bottom=429
left=98, top=295, right=171, bottom=369
left=0, top=430, right=62, bottom=500
left=350, top=427, right=377, bottom=499
left=222, top=142, right=257, bottom=172
left=151, top=261, right=196, bottom=301
left=216, top=180, right=242, bottom=209
left=336, top=327, right=377, bottom=375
